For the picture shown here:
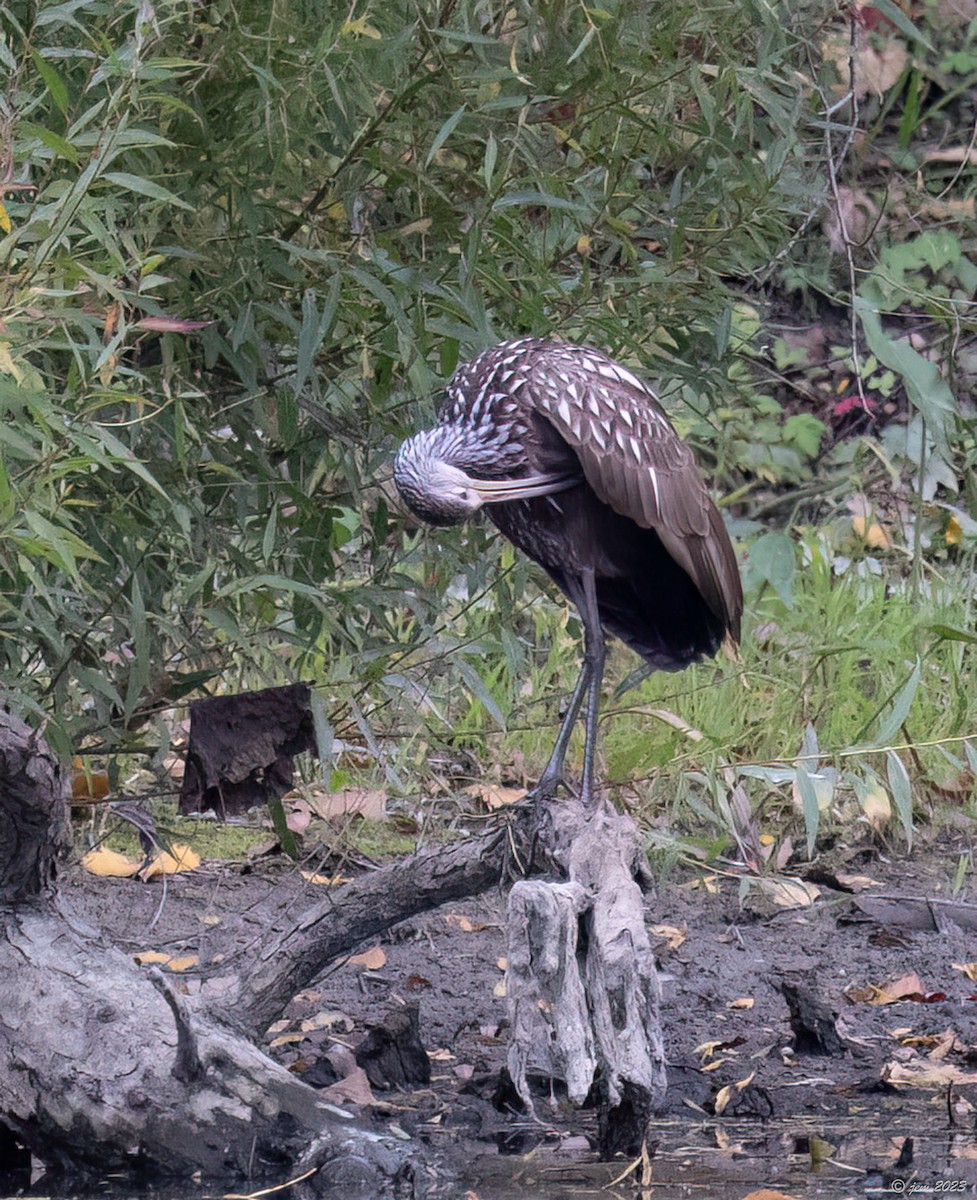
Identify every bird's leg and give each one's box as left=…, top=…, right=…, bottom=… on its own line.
left=527, top=656, right=593, bottom=802
left=577, top=567, right=606, bottom=809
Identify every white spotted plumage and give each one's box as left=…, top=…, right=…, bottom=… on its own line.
left=396, top=337, right=742, bottom=660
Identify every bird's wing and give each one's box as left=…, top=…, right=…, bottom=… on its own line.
left=532, top=354, right=742, bottom=640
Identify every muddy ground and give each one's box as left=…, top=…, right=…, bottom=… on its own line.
left=65, top=828, right=977, bottom=1199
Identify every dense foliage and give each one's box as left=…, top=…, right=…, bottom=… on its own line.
left=2, top=0, right=975, bottom=847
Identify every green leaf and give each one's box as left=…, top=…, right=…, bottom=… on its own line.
left=456, top=659, right=506, bottom=730
left=871, top=0, right=934, bottom=49
left=493, top=190, right=584, bottom=214
left=854, top=297, right=955, bottom=451
left=872, top=658, right=921, bottom=746
left=425, top=105, right=467, bottom=169
left=793, top=763, right=821, bottom=859
left=483, top=133, right=498, bottom=190
left=567, top=24, right=597, bottom=64
left=293, top=279, right=340, bottom=399
left=19, top=121, right=80, bottom=163
left=101, top=172, right=194, bottom=210
left=886, top=750, right=914, bottom=848
left=743, top=531, right=795, bottom=607
left=929, top=625, right=977, bottom=645
left=783, top=413, right=825, bottom=460
left=32, top=51, right=70, bottom=116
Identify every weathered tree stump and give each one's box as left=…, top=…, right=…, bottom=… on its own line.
left=506, top=797, right=666, bottom=1155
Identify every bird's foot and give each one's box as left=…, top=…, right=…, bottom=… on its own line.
left=523, top=771, right=569, bottom=805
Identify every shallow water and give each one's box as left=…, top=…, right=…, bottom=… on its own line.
left=9, top=1109, right=977, bottom=1200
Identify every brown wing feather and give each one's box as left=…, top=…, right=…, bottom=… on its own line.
left=530, top=348, right=743, bottom=642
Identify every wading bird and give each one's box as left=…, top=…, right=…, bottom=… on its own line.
left=394, top=338, right=742, bottom=806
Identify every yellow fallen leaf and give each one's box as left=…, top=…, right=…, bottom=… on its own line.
left=166, top=954, right=200, bottom=972
left=140, top=843, right=200, bottom=879
left=134, top=950, right=199, bottom=972
left=300, top=1011, right=354, bottom=1033
left=749, top=876, right=820, bottom=909
left=493, top=978, right=507, bottom=998
left=650, top=923, right=687, bottom=950
left=304, top=788, right=387, bottom=821
left=714, top=1069, right=756, bottom=1115
left=953, top=962, right=977, bottom=981
left=809, top=1133, right=835, bottom=1166
left=496, top=956, right=507, bottom=971
left=743, top=1191, right=803, bottom=1200
left=269, top=1032, right=307, bottom=1048
left=647, top=708, right=704, bottom=741
left=72, top=756, right=110, bottom=802
left=946, top=515, right=964, bottom=545
left=834, top=872, right=880, bottom=892
left=463, top=783, right=527, bottom=810
left=82, top=846, right=140, bottom=877
left=860, top=781, right=891, bottom=830
left=852, top=514, right=891, bottom=549
left=349, top=945, right=386, bottom=970
left=301, top=870, right=349, bottom=886
left=728, top=997, right=755, bottom=1010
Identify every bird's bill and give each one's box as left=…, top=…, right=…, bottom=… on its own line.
left=470, top=473, right=579, bottom=503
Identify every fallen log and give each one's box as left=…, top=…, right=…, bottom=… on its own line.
left=0, top=706, right=416, bottom=1198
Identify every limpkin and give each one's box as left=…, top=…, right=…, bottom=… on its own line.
left=394, top=338, right=742, bottom=806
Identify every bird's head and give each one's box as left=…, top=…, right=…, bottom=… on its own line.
left=393, top=432, right=486, bottom=527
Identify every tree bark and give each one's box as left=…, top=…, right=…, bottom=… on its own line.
left=0, top=704, right=69, bottom=905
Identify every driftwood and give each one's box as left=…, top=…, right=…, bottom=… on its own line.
left=1, top=706, right=666, bottom=1190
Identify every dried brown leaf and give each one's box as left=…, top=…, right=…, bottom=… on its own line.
left=304, top=788, right=387, bottom=821
left=320, top=1065, right=376, bottom=1106
left=444, top=912, right=494, bottom=933
left=834, top=872, right=880, bottom=892
left=348, top=945, right=386, bottom=970
left=883, top=1060, right=977, bottom=1088
left=299, top=1010, right=354, bottom=1033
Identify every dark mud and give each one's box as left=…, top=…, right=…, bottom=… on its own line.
left=65, top=835, right=977, bottom=1197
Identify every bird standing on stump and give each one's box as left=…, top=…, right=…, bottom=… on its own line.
left=394, top=338, right=742, bottom=807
